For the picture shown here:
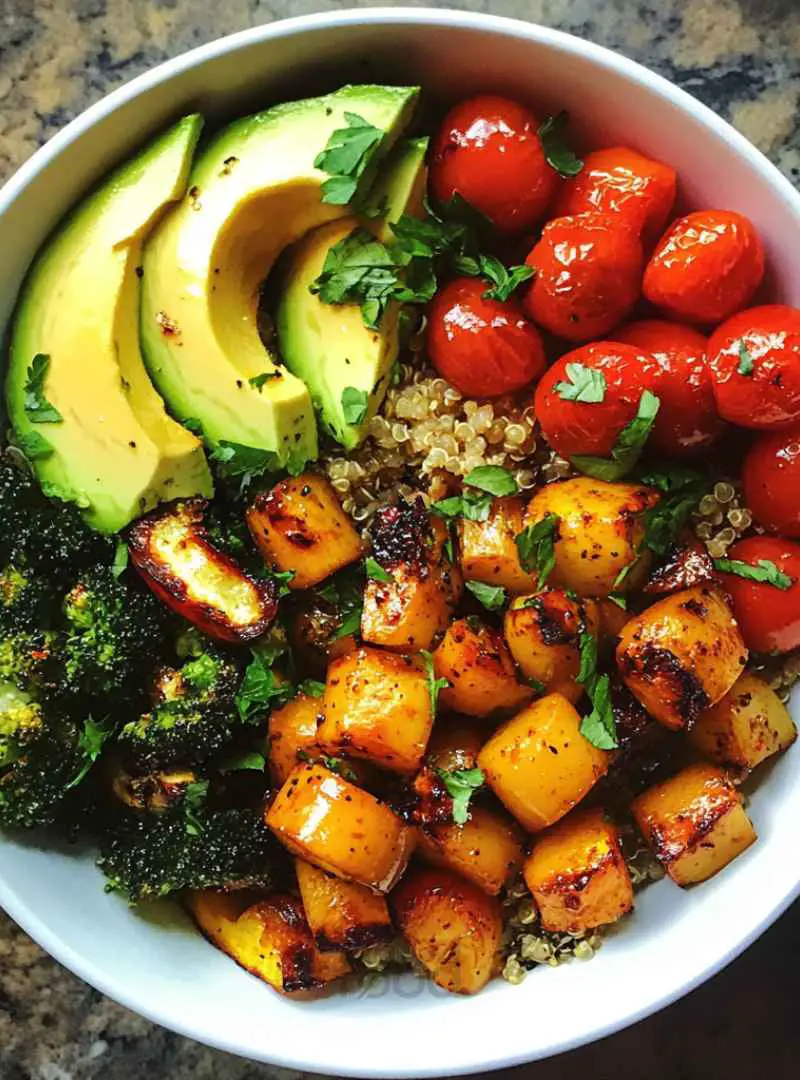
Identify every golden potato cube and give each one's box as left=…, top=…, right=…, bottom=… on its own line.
left=526, top=478, right=659, bottom=597
left=266, top=762, right=413, bottom=891
left=434, top=618, right=532, bottom=718
left=523, top=807, right=633, bottom=932
left=478, top=694, right=609, bottom=832
left=268, top=692, right=322, bottom=787
left=392, top=866, right=503, bottom=994
left=417, top=805, right=525, bottom=895
left=317, top=646, right=432, bottom=774
left=689, top=673, right=797, bottom=774
left=458, top=496, right=539, bottom=594
left=631, top=762, right=757, bottom=886
left=246, top=473, right=363, bottom=590
left=295, top=858, right=393, bottom=952
left=504, top=590, right=599, bottom=692
left=616, top=586, right=747, bottom=731
left=425, top=717, right=486, bottom=772
left=186, top=890, right=350, bottom=994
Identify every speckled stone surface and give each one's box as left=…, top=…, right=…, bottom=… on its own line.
left=1, top=1, right=799, bottom=1077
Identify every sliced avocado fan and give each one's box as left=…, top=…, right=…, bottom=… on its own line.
left=140, top=85, right=420, bottom=473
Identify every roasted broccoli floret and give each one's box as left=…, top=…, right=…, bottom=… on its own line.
left=0, top=563, right=57, bottom=634
left=98, top=807, right=281, bottom=902
left=0, top=627, right=60, bottom=696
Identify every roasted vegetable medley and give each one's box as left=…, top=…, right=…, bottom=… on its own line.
left=2, top=85, right=799, bottom=999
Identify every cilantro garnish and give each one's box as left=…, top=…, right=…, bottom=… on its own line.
left=432, top=466, right=518, bottom=522
left=572, top=390, right=660, bottom=481
left=464, top=465, right=519, bottom=497
left=515, top=513, right=560, bottom=589
left=310, top=228, right=399, bottom=330
left=23, top=354, right=63, bottom=424
left=341, top=386, right=370, bottom=425
left=210, top=441, right=281, bottom=491
left=579, top=674, right=618, bottom=750
left=464, top=580, right=507, bottom=611
left=737, top=340, right=755, bottom=376
left=365, top=556, right=393, bottom=583
left=66, top=715, right=115, bottom=790
left=555, top=362, right=606, bottom=403
left=538, top=112, right=584, bottom=178
left=436, top=766, right=485, bottom=825
left=314, top=112, right=385, bottom=205
left=218, top=750, right=267, bottom=773
left=713, top=558, right=792, bottom=590
left=235, top=652, right=293, bottom=724
left=183, top=780, right=210, bottom=836
left=421, top=649, right=450, bottom=714
left=457, top=252, right=534, bottom=302
left=298, top=679, right=326, bottom=698
left=576, top=628, right=598, bottom=686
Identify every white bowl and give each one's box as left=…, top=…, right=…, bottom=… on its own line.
left=1, top=9, right=799, bottom=1076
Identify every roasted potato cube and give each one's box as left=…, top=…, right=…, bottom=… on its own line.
left=425, top=717, right=486, bottom=772
left=186, top=890, right=350, bottom=994
left=504, top=590, right=600, bottom=692
left=434, top=618, right=532, bottom=718
left=266, top=762, right=413, bottom=891
left=688, top=673, right=797, bottom=774
left=295, top=858, right=393, bottom=952
left=417, top=805, right=525, bottom=895
left=317, top=646, right=432, bottom=774
left=478, top=694, right=609, bottom=832
left=268, top=692, right=322, bottom=787
left=361, top=503, right=462, bottom=652
left=392, top=866, right=503, bottom=994
left=525, top=478, right=659, bottom=597
left=616, top=586, right=747, bottom=731
left=246, top=474, right=363, bottom=590
left=631, top=762, right=757, bottom=886
left=523, top=807, right=633, bottom=932
left=129, top=499, right=277, bottom=643
left=458, top=496, right=538, bottom=594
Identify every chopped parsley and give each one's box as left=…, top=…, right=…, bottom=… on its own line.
left=576, top=628, right=598, bottom=686
left=314, top=112, right=385, bottom=205
left=538, top=112, right=584, bottom=178
left=218, top=750, right=267, bottom=773
left=436, top=766, right=485, bottom=825
left=210, top=441, right=281, bottom=490
left=365, top=555, right=393, bottom=583
left=713, top=558, right=792, bottom=590
left=432, top=466, right=518, bottom=522
left=298, top=679, right=326, bottom=698
left=737, top=340, right=755, bottom=376
left=341, top=386, right=370, bottom=425
left=464, top=465, right=519, bottom=497
left=464, top=580, right=507, bottom=611
left=515, top=513, right=560, bottom=589
left=66, top=715, right=115, bottom=790
left=456, top=252, right=534, bottom=301
left=421, top=649, right=450, bottom=714
left=572, top=390, right=660, bottom=482
left=311, top=229, right=399, bottom=330
left=235, top=652, right=293, bottom=724
left=23, top=354, right=63, bottom=424
left=183, top=780, right=210, bottom=836
left=579, top=674, right=618, bottom=750
left=555, top=362, right=606, bottom=403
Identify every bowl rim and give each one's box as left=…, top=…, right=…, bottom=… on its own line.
left=1, top=7, right=799, bottom=1075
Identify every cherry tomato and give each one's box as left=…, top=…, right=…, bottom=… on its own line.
left=427, top=276, right=547, bottom=398
left=553, top=147, right=676, bottom=247
left=534, top=341, right=660, bottom=459
left=716, top=536, right=800, bottom=653
left=430, top=95, right=558, bottom=234
left=707, top=304, right=800, bottom=430
left=742, top=425, right=800, bottom=536
left=643, top=209, right=765, bottom=325
left=523, top=213, right=643, bottom=343
left=613, top=319, right=724, bottom=459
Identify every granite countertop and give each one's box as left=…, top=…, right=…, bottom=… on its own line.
left=1, top=0, right=799, bottom=1077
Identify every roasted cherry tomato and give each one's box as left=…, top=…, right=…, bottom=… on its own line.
left=742, top=425, right=800, bottom=536
left=430, top=95, right=558, bottom=234
left=643, top=209, right=765, bottom=325
left=553, top=147, right=676, bottom=247
left=613, top=319, right=724, bottom=459
left=427, top=276, right=546, bottom=398
left=707, top=304, right=800, bottom=429
left=534, top=341, right=660, bottom=459
left=716, top=536, right=800, bottom=654
left=523, top=213, right=643, bottom=343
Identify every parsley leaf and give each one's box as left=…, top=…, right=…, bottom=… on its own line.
left=210, top=441, right=281, bottom=491
left=365, top=555, right=393, bottom=583
left=66, top=715, right=115, bottom=789
left=183, top=780, right=210, bottom=836
left=572, top=390, right=660, bottom=482
left=432, top=467, right=518, bottom=523
left=298, top=679, right=326, bottom=698
left=320, top=755, right=360, bottom=782
left=235, top=652, right=293, bottom=724
left=464, top=465, right=519, bottom=497
left=555, top=362, right=606, bottom=403
left=341, top=386, right=369, bottom=425
left=311, top=228, right=398, bottom=329
left=111, top=540, right=129, bottom=580
left=314, top=112, right=385, bottom=205
left=436, top=766, right=485, bottom=825
left=458, top=253, right=534, bottom=301
left=737, top=340, right=754, bottom=376
left=23, top=354, right=63, bottom=424
left=515, top=513, right=560, bottom=589
left=576, top=629, right=598, bottom=686
left=608, top=592, right=627, bottom=610
left=421, top=649, right=449, bottom=714
left=16, top=430, right=54, bottom=461
left=538, top=112, right=584, bottom=177
left=639, top=470, right=711, bottom=558
left=218, top=750, right=267, bottom=773
left=465, top=580, right=507, bottom=611
left=249, top=371, right=280, bottom=391
left=713, top=558, right=792, bottom=590
left=326, top=566, right=365, bottom=640
left=579, top=674, right=618, bottom=749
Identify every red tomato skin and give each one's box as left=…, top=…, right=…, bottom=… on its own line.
left=430, top=95, right=558, bottom=234
left=717, top=536, right=800, bottom=654
left=742, top=425, right=800, bottom=537
left=522, top=213, right=644, bottom=343
left=613, top=319, right=725, bottom=459
left=708, top=305, right=800, bottom=430
left=534, top=340, right=660, bottom=459
left=427, top=277, right=547, bottom=398
left=553, top=147, right=677, bottom=247
left=643, top=210, right=765, bottom=325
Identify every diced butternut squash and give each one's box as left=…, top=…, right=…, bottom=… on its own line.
left=616, top=586, right=747, bottom=731
left=392, top=866, right=503, bottom=994
left=504, top=589, right=600, bottom=693
left=295, top=859, right=393, bottom=952
left=246, top=473, right=363, bottom=590
left=268, top=692, right=322, bottom=787
left=266, top=762, right=413, bottom=891
left=631, top=762, right=757, bottom=886
left=425, top=717, right=486, bottom=771
left=688, top=673, right=797, bottom=774
left=317, top=646, right=432, bottom=774
left=186, top=890, right=350, bottom=994
left=434, top=618, right=532, bottom=718
left=417, top=805, right=525, bottom=895
left=458, top=496, right=538, bottom=594
left=478, top=694, right=609, bottom=832
left=526, top=478, right=659, bottom=597
left=523, top=807, right=633, bottom=932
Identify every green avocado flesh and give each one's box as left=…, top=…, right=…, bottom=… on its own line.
left=275, top=137, right=429, bottom=450
left=6, top=115, right=213, bottom=534
left=140, top=85, right=420, bottom=471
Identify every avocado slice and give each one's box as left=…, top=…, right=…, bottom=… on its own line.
left=6, top=115, right=213, bottom=534
left=140, top=85, right=420, bottom=472
left=275, top=137, right=429, bottom=450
